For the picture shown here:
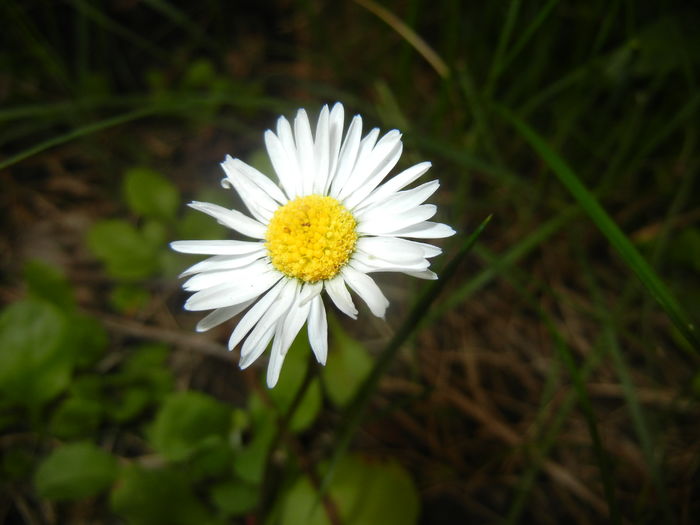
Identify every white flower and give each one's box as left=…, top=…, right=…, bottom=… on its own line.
left=171, top=102, right=455, bottom=387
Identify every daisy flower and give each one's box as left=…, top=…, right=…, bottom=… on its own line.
left=171, top=102, right=455, bottom=387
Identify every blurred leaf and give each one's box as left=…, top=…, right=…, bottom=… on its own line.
left=49, top=396, right=102, bottom=439
left=105, top=345, right=173, bottom=422
left=23, top=259, right=75, bottom=311
left=87, top=219, right=160, bottom=281
left=111, top=464, right=221, bottom=525
left=149, top=391, right=231, bottom=462
left=35, top=442, right=117, bottom=501
left=210, top=479, right=258, bottom=517
left=188, top=439, right=235, bottom=480
left=0, top=300, right=72, bottom=407
left=233, top=394, right=276, bottom=484
left=106, top=388, right=151, bottom=423
left=182, top=58, right=217, bottom=88
left=323, top=321, right=372, bottom=407
left=110, top=284, right=151, bottom=313
left=69, top=314, right=108, bottom=369
left=279, top=455, right=420, bottom=525
left=123, top=167, right=179, bottom=221
left=268, top=336, right=322, bottom=432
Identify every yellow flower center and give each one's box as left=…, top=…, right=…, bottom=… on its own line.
left=265, top=195, right=358, bottom=283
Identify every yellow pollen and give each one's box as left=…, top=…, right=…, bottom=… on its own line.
left=266, top=195, right=358, bottom=283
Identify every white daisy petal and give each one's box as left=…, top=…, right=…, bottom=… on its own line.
left=360, top=161, right=432, bottom=209
left=298, top=281, right=323, bottom=306
left=356, top=237, right=430, bottom=263
left=264, top=130, right=298, bottom=200
left=239, top=324, right=276, bottom=370
left=240, top=280, right=298, bottom=361
left=188, top=201, right=266, bottom=239
left=382, top=221, right=456, bottom=239
left=308, top=295, right=328, bottom=365
left=343, top=135, right=404, bottom=210
left=403, top=269, right=438, bottom=280
left=341, top=266, right=389, bottom=319
left=222, top=155, right=287, bottom=205
left=170, top=239, right=262, bottom=255
left=294, top=109, right=316, bottom=195
left=313, top=105, right=330, bottom=194
left=196, top=300, right=255, bottom=332
left=325, top=274, right=358, bottom=319
left=329, top=115, right=363, bottom=198
left=276, top=116, right=304, bottom=197
left=266, top=296, right=312, bottom=387
left=220, top=157, right=277, bottom=222
left=325, top=102, right=345, bottom=193
left=337, top=128, right=393, bottom=202
left=355, top=180, right=439, bottom=219
left=182, top=258, right=271, bottom=292
left=185, top=270, right=281, bottom=312
left=357, top=204, right=437, bottom=235
left=352, top=251, right=430, bottom=273
left=179, top=250, right=266, bottom=277
left=227, top=278, right=288, bottom=350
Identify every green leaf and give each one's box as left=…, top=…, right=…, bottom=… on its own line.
left=87, top=219, right=160, bottom=280
left=210, top=479, right=259, bottom=517
left=233, top=394, right=276, bottom=484
left=49, top=397, right=102, bottom=439
left=0, top=300, right=72, bottom=407
left=149, top=391, right=231, bottom=462
left=123, top=167, right=179, bottom=221
left=111, top=464, right=221, bottom=525
left=35, top=442, right=117, bottom=501
left=280, top=455, right=420, bottom=525
left=267, top=336, right=322, bottom=432
left=69, top=314, right=108, bottom=369
left=23, top=260, right=75, bottom=311
left=110, top=284, right=151, bottom=313
left=322, top=320, right=372, bottom=407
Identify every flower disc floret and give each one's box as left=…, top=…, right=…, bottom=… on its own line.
left=265, top=195, right=357, bottom=283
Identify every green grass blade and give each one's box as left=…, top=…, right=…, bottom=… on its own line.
left=495, top=104, right=700, bottom=351
left=0, top=108, right=156, bottom=171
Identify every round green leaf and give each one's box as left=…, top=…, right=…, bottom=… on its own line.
left=279, top=455, right=420, bottom=525
left=111, top=464, right=221, bottom=525
left=322, top=324, right=372, bottom=407
left=35, top=442, right=117, bottom=501
left=268, top=336, right=322, bottom=432
left=0, top=300, right=72, bottom=407
left=123, top=167, right=179, bottom=221
left=87, top=219, right=160, bottom=280
left=210, top=479, right=259, bottom=517
left=149, top=391, right=231, bottom=462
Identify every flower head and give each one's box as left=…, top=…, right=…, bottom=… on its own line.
left=171, top=103, right=455, bottom=387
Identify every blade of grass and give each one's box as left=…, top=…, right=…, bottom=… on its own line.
left=354, top=0, right=449, bottom=78
left=484, top=0, right=522, bottom=95
left=495, top=104, right=699, bottom=351
left=320, top=214, right=492, bottom=494
left=0, top=107, right=156, bottom=171
left=497, top=0, right=560, bottom=81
